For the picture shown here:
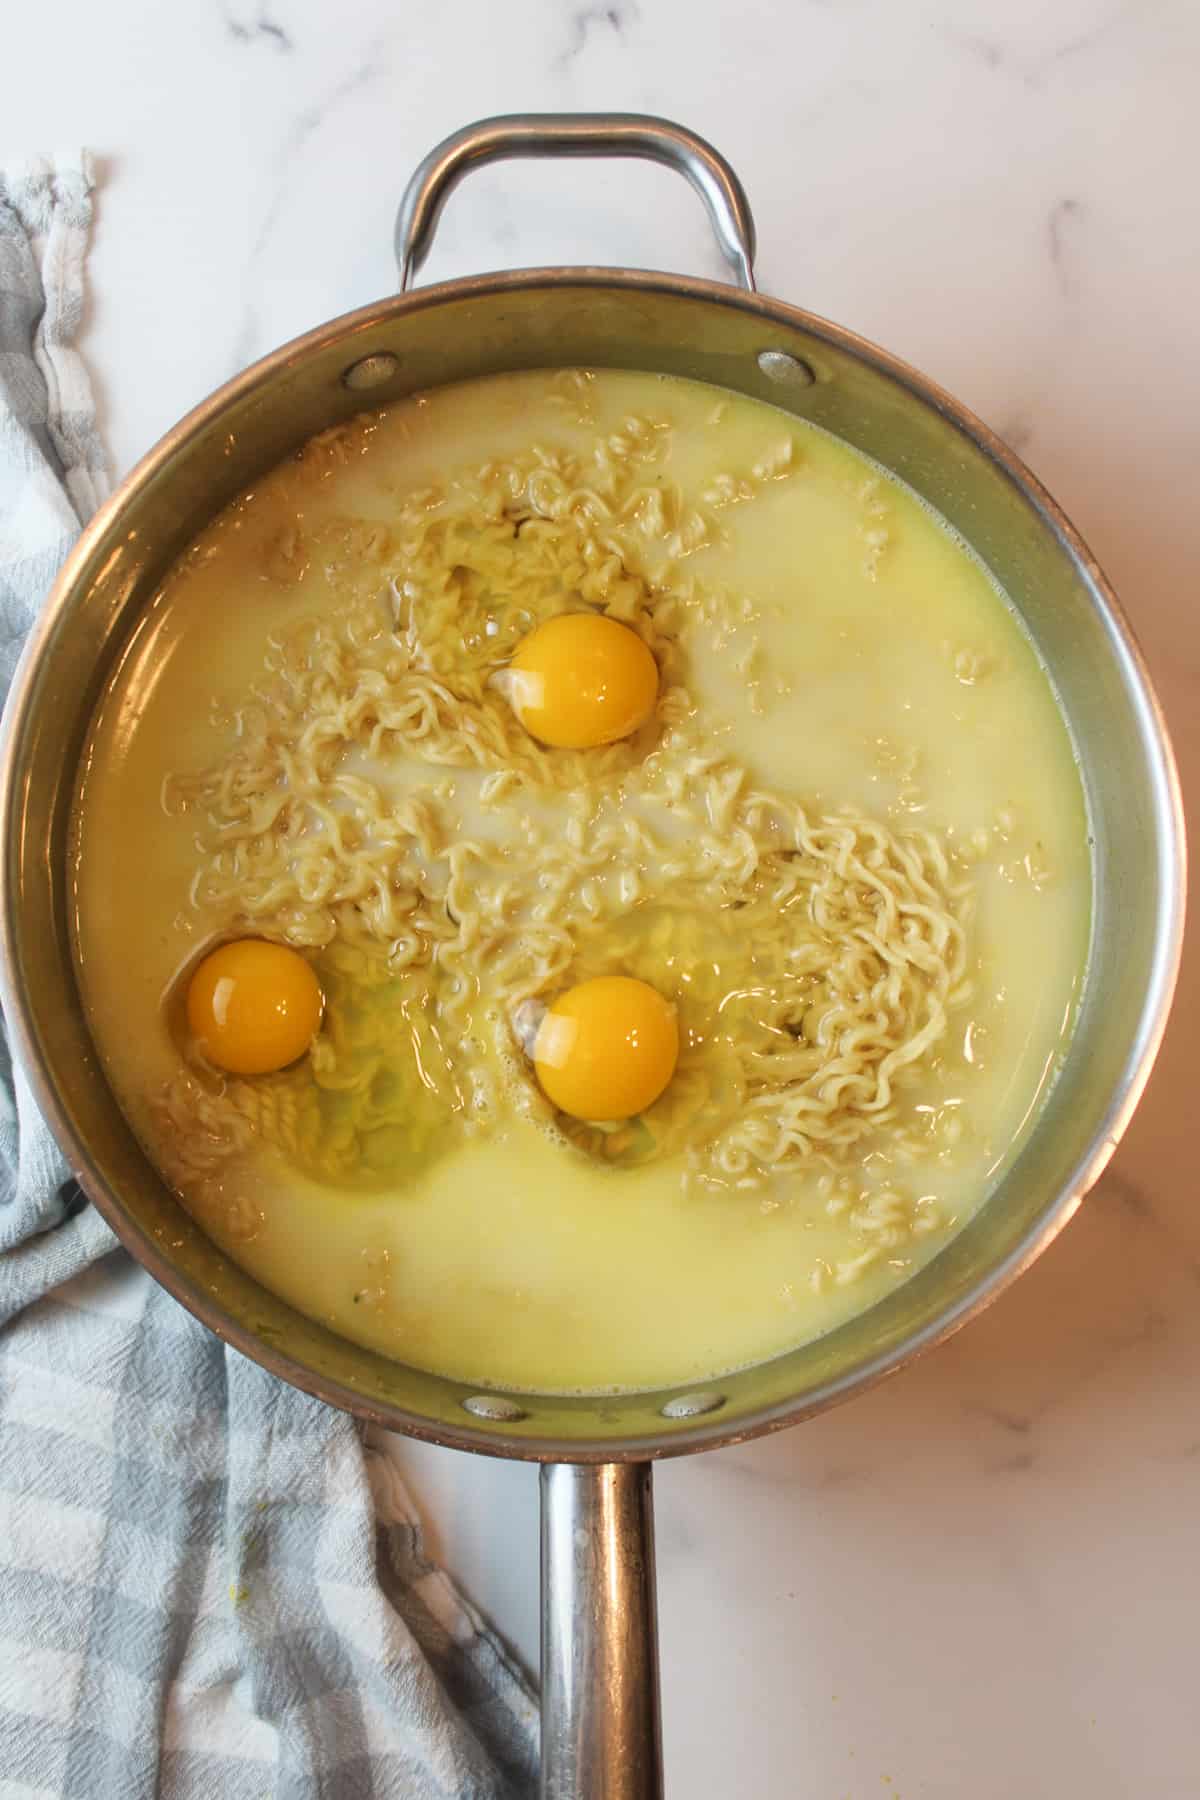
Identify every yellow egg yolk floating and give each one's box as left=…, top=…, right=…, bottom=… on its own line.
left=532, top=976, right=679, bottom=1121
left=186, top=939, right=324, bottom=1075
left=505, top=613, right=659, bottom=749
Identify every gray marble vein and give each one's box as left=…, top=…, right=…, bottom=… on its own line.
left=229, top=42, right=388, bottom=372
left=224, top=2, right=293, bottom=51
left=555, top=1, right=639, bottom=70
left=1047, top=196, right=1085, bottom=301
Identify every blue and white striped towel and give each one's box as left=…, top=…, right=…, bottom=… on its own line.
left=0, top=152, right=538, bottom=1800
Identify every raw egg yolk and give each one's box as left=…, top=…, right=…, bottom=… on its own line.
left=533, top=976, right=679, bottom=1120
left=506, top=613, right=658, bottom=749
left=186, top=940, right=324, bottom=1075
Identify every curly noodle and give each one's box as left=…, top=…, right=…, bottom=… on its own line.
left=155, top=386, right=973, bottom=1271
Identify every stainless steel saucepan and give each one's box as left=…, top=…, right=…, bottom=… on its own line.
left=0, top=117, right=1184, bottom=1798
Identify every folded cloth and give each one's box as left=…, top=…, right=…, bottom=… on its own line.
left=0, top=154, right=538, bottom=1800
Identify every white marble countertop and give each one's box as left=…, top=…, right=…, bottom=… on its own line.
left=8, top=1, right=1197, bottom=1792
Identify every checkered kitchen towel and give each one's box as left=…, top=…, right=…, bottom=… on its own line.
left=0, top=154, right=538, bottom=1799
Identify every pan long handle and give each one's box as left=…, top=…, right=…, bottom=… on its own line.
left=540, top=1462, right=663, bottom=1800
left=394, top=112, right=757, bottom=293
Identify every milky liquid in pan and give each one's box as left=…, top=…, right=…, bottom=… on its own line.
left=71, top=369, right=1091, bottom=1394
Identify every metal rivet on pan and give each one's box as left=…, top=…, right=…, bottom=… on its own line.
left=462, top=1394, right=529, bottom=1422
left=660, top=1391, right=727, bottom=1420
left=756, top=349, right=816, bottom=388
left=342, top=352, right=401, bottom=391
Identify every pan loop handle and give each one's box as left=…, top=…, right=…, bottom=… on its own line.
left=394, top=112, right=758, bottom=293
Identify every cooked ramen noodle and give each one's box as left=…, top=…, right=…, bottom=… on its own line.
left=72, top=369, right=1091, bottom=1393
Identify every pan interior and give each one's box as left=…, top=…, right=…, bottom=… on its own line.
left=2, top=274, right=1180, bottom=1457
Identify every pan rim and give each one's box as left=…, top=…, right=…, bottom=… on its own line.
left=1, top=265, right=1186, bottom=1461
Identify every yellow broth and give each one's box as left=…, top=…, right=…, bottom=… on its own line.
left=72, top=370, right=1090, bottom=1393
